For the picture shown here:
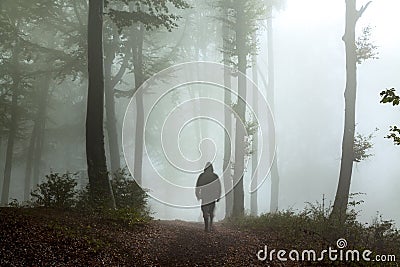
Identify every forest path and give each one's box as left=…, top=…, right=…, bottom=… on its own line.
left=123, top=219, right=268, bottom=266
left=0, top=208, right=281, bottom=266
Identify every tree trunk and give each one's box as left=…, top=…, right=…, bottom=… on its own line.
left=222, top=10, right=233, bottom=218
left=232, top=6, right=247, bottom=217
left=1, top=38, right=20, bottom=206
left=133, top=24, right=145, bottom=184
left=86, top=0, right=115, bottom=209
left=32, top=77, right=50, bottom=188
left=267, top=13, right=280, bottom=213
left=24, top=116, right=39, bottom=201
left=331, top=0, right=364, bottom=223
left=1, top=75, right=19, bottom=206
left=104, top=38, right=121, bottom=174
left=250, top=51, right=259, bottom=216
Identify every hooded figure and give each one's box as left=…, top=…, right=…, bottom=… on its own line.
left=195, top=162, right=221, bottom=232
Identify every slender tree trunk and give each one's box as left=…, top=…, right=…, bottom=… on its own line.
left=32, top=77, right=50, bottom=188
left=232, top=6, right=247, bottom=217
left=133, top=24, right=145, bottom=184
left=1, top=37, right=20, bottom=206
left=1, top=75, right=19, bottom=206
left=222, top=11, right=233, bottom=218
left=104, top=39, right=121, bottom=174
left=86, top=0, right=115, bottom=208
left=24, top=117, right=39, bottom=201
left=331, top=0, right=369, bottom=223
left=250, top=51, right=259, bottom=216
left=32, top=121, right=44, bottom=188
left=267, top=13, right=280, bottom=213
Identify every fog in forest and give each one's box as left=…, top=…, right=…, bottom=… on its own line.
left=1, top=0, right=399, bottom=226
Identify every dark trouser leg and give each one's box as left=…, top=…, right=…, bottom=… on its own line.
left=209, top=202, right=215, bottom=231
left=204, top=216, right=209, bottom=232
left=201, top=204, right=209, bottom=232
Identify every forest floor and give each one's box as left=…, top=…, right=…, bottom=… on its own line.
left=0, top=208, right=290, bottom=266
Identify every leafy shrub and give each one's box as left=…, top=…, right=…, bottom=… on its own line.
left=107, top=168, right=151, bottom=224
left=76, top=168, right=151, bottom=224
left=30, top=169, right=151, bottom=224
left=111, top=169, right=149, bottom=210
left=31, top=172, right=78, bottom=208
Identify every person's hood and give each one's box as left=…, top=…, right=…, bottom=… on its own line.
left=204, top=162, right=213, bottom=172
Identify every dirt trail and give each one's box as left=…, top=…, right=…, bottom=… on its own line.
left=0, top=209, right=280, bottom=266
left=125, top=220, right=268, bottom=266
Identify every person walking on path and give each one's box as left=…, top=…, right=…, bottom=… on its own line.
left=195, top=162, right=221, bottom=232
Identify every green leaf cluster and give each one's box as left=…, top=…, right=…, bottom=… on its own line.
left=380, top=88, right=400, bottom=145
left=356, top=25, right=379, bottom=64
left=107, top=0, right=190, bottom=33
left=31, top=172, right=78, bottom=208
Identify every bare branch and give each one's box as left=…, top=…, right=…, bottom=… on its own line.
left=357, top=1, right=372, bottom=20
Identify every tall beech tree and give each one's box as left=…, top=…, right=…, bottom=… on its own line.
left=250, top=43, right=259, bottom=216
left=86, top=0, right=116, bottom=208
left=266, top=4, right=279, bottom=213
left=24, top=76, right=51, bottom=200
left=1, top=40, right=20, bottom=206
left=222, top=2, right=234, bottom=218
left=232, top=1, right=248, bottom=217
left=103, top=26, right=130, bottom=173
left=132, top=24, right=146, bottom=184
left=331, top=0, right=372, bottom=223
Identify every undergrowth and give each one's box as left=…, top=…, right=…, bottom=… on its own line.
left=12, top=168, right=151, bottom=226
left=225, top=194, right=399, bottom=266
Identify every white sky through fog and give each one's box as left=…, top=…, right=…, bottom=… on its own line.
left=278, top=0, right=400, bottom=47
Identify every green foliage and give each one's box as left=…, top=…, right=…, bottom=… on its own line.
left=8, top=198, right=24, bottom=208
left=225, top=196, right=400, bottom=265
left=107, top=0, right=190, bottom=33
left=0, top=0, right=87, bottom=145
left=231, top=101, right=259, bottom=135
left=216, top=0, right=267, bottom=69
left=76, top=168, right=151, bottom=224
left=231, top=101, right=259, bottom=158
left=108, top=169, right=152, bottom=224
left=380, top=88, right=400, bottom=145
left=353, top=129, right=377, bottom=162
left=103, top=206, right=151, bottom=226
left=386, top=126, right=400, bottom=145
left=370, top=213, right=400, bottom=255
left=111, top=168, right=149, bottom=210
left=29, top=169, right=151, bottom=225
left=31, top=172, right=78, bottom=208
left=356, top=25, right=379, bottom=64
left=380, top=88, right=399, bottom=106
